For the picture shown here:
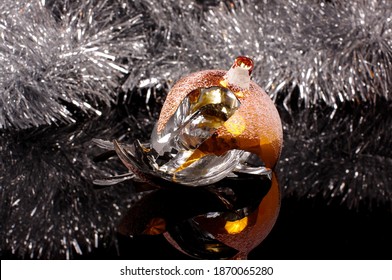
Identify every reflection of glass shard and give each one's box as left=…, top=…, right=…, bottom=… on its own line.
left=224, top=216, right=249, bottom=234
left=165, top=219, right=239, bottom=259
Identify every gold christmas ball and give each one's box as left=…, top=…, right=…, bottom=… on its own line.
left=156, top=56, right=283, bottom=169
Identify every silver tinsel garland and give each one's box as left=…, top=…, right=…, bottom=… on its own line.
left=0, top=0, right=146, bottom=129
left=1, top=0, right=392, bottom=258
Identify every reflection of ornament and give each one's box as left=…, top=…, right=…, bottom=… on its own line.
left=165, top=173, right=280, bottom=259
left=95, top=56, right=283, bottom=259
left=118, top=172, right=279, bottom=259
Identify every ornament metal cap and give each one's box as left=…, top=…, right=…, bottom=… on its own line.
left=223, top=56, right=254, bottom=91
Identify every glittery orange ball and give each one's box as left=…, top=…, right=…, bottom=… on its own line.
left=157, top=58, right=283, bottom=169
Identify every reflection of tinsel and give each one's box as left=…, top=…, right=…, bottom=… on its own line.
left=278, top=97, right=392, bottom=209
left=0, top=101, right=158, bottom=258
left=1, top=0, right=392, bottom=259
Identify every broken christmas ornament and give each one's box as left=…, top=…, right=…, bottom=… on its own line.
left=94, top=56, right=283, bottom=259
